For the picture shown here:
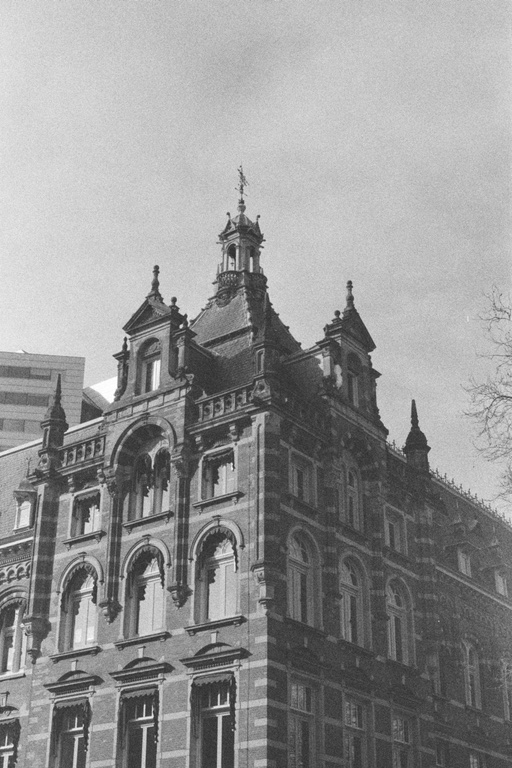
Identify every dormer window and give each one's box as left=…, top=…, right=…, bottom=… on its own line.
left=496, top=570, right=508, bottom=597
left=140, top=340, right=161, bottom=394
left=457, top=548, right=472, bottom=577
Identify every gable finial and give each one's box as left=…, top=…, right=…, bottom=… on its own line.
left=346, top=280, right=354, bottom=310
left=147, top=265, right=163, bottom=301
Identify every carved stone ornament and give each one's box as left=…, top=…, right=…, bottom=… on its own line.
left=22, top=614, right=50, bottom=663
left=167, top=582, right=189, bottom=609
left=251, top=562, right=277, bottom=615
left=98, top=598, right=122, bottom=624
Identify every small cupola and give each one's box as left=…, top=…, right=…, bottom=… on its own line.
left=216, top=168, right=265, bottom=292
left=403, top=399, right=430, bottom=472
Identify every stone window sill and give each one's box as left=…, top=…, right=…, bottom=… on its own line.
left=185, top=615, right=246, bottom=636
left=114, top=631, right=171, bottom=649
left=123, top=511, right=173, bottom=533
left=51, top=645, right=102, bottom=663
left=193, top=492, right=244, bottom=511
left=63, top=530, right=106, bottom=548
left=0, top=670, right=25, bottom=681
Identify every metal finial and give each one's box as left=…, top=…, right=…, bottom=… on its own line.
left=237, top=165, right=248, bottom=200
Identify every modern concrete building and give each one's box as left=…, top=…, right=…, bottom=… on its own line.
left=0, top=191, right=511, bottom=768
left=0, top=351, right=85, bottom=452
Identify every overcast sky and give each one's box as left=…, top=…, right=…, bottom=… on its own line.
left=0, top=0, right=510, bottom=511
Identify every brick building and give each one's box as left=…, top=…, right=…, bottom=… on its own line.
left=0, top=191, right=511, bottom=768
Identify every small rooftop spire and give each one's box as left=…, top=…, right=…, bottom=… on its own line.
left=147, top=265, right=163, bottom=301
left=411, top=399, right=419, bottom=429
left=403, top=398, right=430, bottom=471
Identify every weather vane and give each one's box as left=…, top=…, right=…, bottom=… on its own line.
left=237, top=165, right=248, bottom=199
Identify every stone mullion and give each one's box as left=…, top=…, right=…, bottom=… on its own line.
left=98, top=473, right=124, bottom=624
left=168, top=462, right=190, bottom=608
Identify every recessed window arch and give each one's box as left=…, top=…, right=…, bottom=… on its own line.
left=346, top=469, right=361, bottom=530
left=125, top=547, right=166, bottom=639
left=0, top=596, right=27, bottom=675
left=340, top=557, right=366, bottom=647
left=59, top=565, right=98, bottom=652
left=128, top=440, right=171, bottom=522
left=195, top=528, right=239, bottom=624
left=346, top=353, right=362, bottom=407
left=226, top=244, right=237, bottom=271
left=463, top=641, right=482, bottom=709
left=386, top=579, right=413, bottom=665
left=139, top=339, right=161, bottom=394
left=287, top=531, right=320, bottom=627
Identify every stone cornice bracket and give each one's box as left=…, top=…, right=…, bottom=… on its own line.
left=251, top=561, right=278, bottom=615
left=102, top=468, right=121, bottom=498
left=98, top=598, right=122, bottom=624
left=167, top=582, right=190, bottom=609
left=22, top=615, right=50, bottom=664
left=228, top=422, right=241, bottom=443
left=171, top=444, right=192, bottom=479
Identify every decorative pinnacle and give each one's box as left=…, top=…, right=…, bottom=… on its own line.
left=55, top=373, right=62, bottom=406
left=345, top=280, right=354, bottom=310
left=147, top=265, right=163, bottom=301
left=411, top=399, right=419, bottom=429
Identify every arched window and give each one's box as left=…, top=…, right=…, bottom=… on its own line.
left=386, top=581, right=412, bottom=665
left=153, top=450, right=171, bottom=515
left=197, top=532, right=238, bottom=623
left=0, top=600, right=26, bottom=674
left=463, top=642, right=481, bottom=709
left=340, top=560, right=363, bottom=646
left=129, top=447, right=171, bottom=521
left=227, top=244, right=236, bottom=271
left=288, top=533, right=315, bottom=625
left=346, top=470, right=360, bottom=529
left=140, top=340, right=161, bottom=394
left=125, top=550, right=165, bottom=638
left=60, top=568, right=97, bottom=652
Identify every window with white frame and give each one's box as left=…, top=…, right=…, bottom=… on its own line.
left=340, top=559, right=363, bottom=646
left=385, top=509, right=405, bottom=553
left=71, top=492, right=101, bottom=537
left=198, top=532, right=237, bottom=622
left=51, top=701, right=90, bottom=768
left=14, top=500, right=32, bottom=530
left=291, top=456, right=314, bottom=505
left=195, top=679, right=235, bottom=768
left=392, top=714, right=412, bottom=768
left=202, top=450, right=236, bottom=500
left=0, top=601, right=26, bottom=675
left=469, top=752, right=486, bottom=768
left=386, top=581, right=412, bottom=665
left=502, top=660, right=512, bottom=720
left=495, top=570, right=508, bottom=597
left=125, top=551, right=165, bottom=638
left=457, top=548, right=472, bottom=577
left=463, top=642, right=481, bottom=709
left=289, top=681, right=314, bottom=768
left=343, top=699, right=366, bottom=768
left=346, top=471, right=360, bottom=529
left=59, top=568, right=97, bottom=652
left=0, top=721, right=19, bottom=768
left=140, top=341, right=161, bottom=394
left=122, top=693, right=157, bottom=768
left=288, top=533, right=314, bottom=625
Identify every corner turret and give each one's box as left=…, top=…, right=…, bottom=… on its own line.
left=403, top=399, right=430, bottom=472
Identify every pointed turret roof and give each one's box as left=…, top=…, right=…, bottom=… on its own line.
left=43, top=374, right=68, bottom=427
left=404, top=399, right=430, bottom=454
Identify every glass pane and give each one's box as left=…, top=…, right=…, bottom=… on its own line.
left=127, top=726, right=143, bottom=768
left=201, top=716, right=218, bottom=768
left=221, top=714, right=234, bottom=768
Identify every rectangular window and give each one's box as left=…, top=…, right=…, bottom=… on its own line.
left=344, top=700, right=365, bottom=768
left=1, top=420, right=25, bottom=433
left=195, top=681, right=235, bottom=768
left=0, top=722, right=18, bottom=768
left=436, top=741, right=449, bottom=766
left=385, top=511, right=405, bottom=553
left=0, top=366, right=52, bottom=380
left=469, top=753, right=486, bottom=768
left=289, top=683, right=314, bottom=768
left=347, top=372, right=359, bottom=406
left=72, top=493, right=101, bottom=537
left=458, top=549, right=472, bottom=577
left=496, top=571, right=508, bottom=596
left=52, top=702, right=90, bottom=768
left=125, top=696, right=156, bottom=768
left=291, top=458, right=314, bottom=505
left=392, top=715, right=411, bottom=768
left=202, top=451, right=236, bottom=499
